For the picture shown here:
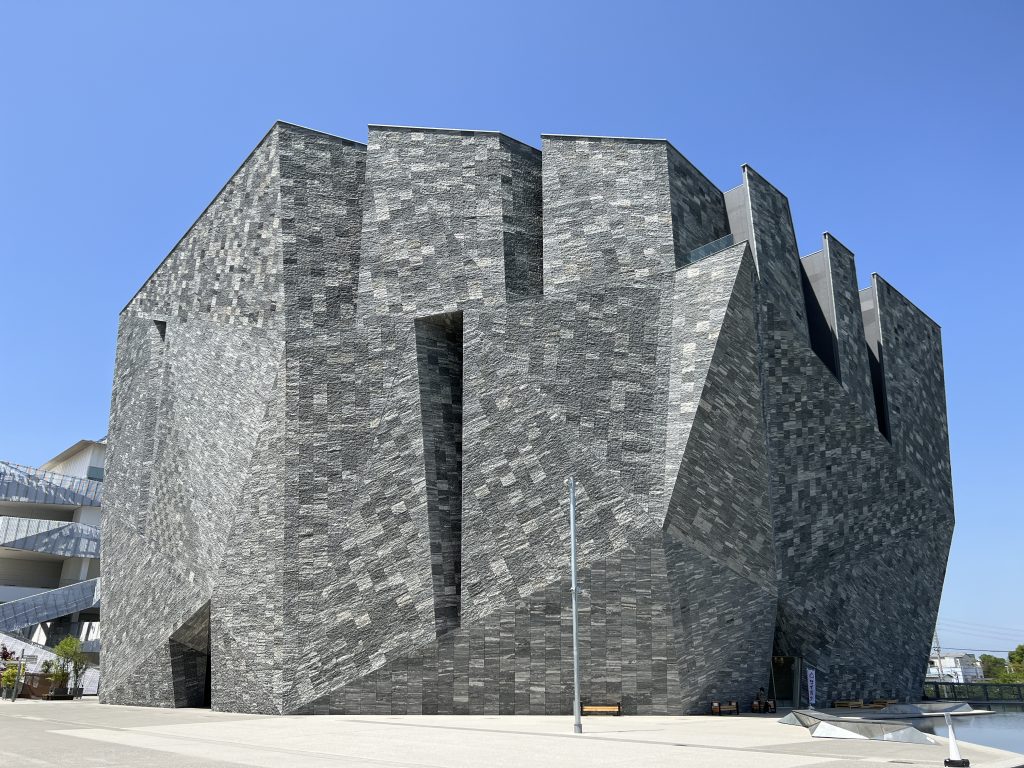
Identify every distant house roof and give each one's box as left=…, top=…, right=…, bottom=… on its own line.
left=40, top=438, right=106, bottom=471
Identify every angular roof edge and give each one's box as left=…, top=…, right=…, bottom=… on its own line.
left=368, top=124, right=539, bottom=152
left=40, top=439, right=106, bottom=471
left=120, top=121, right=364, bottom=314
left=542, top=134, right=723, bottom=193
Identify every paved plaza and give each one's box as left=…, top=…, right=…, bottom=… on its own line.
left=2, top=699, right=1021, bottom=767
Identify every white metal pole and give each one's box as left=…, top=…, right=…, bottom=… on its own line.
left=568, top=476, right=583, bottom=735
left=943, top=712, right=969, bottom=767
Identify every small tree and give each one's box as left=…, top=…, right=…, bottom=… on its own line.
left=980, top=653, right=1008, bottom=680
left=1009, top=644, right=1024, bottom=672
left=53, top=637, right=88, bottom=695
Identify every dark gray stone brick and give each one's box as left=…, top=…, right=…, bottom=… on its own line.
left=101, top=122, right=953, bottom=716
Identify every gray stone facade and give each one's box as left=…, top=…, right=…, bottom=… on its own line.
left=101, top=122, right=953, bottom=715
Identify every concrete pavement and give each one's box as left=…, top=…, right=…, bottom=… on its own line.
left=1, top=699, right=1022, bottom=767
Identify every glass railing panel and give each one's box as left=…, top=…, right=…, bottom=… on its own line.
left=681, top=233, right=735, bottom=267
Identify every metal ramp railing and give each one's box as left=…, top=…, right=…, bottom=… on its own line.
left=0, top=578, right=101, bottom=634
left=0, top=461, right=103, bottom=507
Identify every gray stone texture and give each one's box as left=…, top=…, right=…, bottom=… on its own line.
left=740, top=165, right=810, bottom=342
left=823, top=233, right=876, bottom=418
left=102, top=122, right=953, bottom=716
left=540, top=136, right=730, bottom=295
left=359, top=126, right=542, bottom=317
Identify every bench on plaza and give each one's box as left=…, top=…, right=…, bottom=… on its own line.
left=833, top=698, right=864, bottom=708
left=865, top=699, right=898, bottom=709
left=751, top=698, right=776, bottom=713
left=581, top=703, right=622, bottom=716
left=711, top=700, right=738, bottom=715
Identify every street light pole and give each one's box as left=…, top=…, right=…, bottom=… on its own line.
left=568, top=476, right=583, bottom=735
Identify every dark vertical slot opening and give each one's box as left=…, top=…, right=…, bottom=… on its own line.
left=154, top=319, right=167, bottom=341
left=415, top=311, right=464, bottom=637
left=169, top=601, right=211, bottom=707
left=801, top=269, right=840, bottom=380
left=861, top=287, right=892, bottom=442
left=866, top=343, right=891, bottom=441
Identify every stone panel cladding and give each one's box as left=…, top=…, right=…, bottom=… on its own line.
left=764, top=312, right=950, bottom=704
left=541, top=135, right=730, bottom=296
left=738, top=165, right=810, bottom=344
left=102, top=123, right=288, bottom=708
left=667, top=144, right=731, bottom=265
left=874, top=275, right=953, bottom=514
left=278, top=127, right=369, bottom=714
left=101, top=121, right=954, bottom=717
left=358, top=126, right=542, bottom=318
left=823, top=233, right=876, bottom=419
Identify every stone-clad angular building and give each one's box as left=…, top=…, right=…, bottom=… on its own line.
left=100, top=122, right=953, bottom=714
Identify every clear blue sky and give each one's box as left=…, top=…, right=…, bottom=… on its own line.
left=1, top=2, right=1021, bottom=657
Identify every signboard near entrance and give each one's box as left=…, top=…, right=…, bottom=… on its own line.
left=806, top=667, right=816, bottom=707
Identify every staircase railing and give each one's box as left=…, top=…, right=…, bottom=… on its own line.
left=0, top=578, right=101, bottom=634
left=0, top=461, right=103, bottom=507
left=0, top=516, right=101, bottom=558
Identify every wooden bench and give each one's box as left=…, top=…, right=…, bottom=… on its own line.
left=833, top=699, right=864, bottom=708
left=865, top=699, right=897, bottom=709
left=581, top=703, right=621, bottom=716
left=711, top=700, right=738, bottom=715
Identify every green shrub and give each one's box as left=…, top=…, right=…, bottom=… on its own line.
left=1, top=665, right=18, bottom=689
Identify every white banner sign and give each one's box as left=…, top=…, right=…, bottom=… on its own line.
left=806, top=667, right=816, bottom=706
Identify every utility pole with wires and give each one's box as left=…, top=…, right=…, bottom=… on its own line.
left=934, top=630, right=946, bottom=682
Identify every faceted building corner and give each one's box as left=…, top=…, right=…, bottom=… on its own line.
left=100, top=122, right=953, bottom=715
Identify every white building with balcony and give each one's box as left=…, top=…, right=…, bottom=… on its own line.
left=0, top=438, right=104, bottom=671
left=926, top=652, right=984, bottom=683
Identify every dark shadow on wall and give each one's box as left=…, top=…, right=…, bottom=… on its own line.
left=800, top=269, right=840, bottom=381
left=860, top=286, right=892, bottom=442
left=169, top=601, right=211, bottom=707
left=415, top=312, right=464, bottom=638
left=866, top=343, right=891, bottom=441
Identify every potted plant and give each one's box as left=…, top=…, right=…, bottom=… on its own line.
left=40, top=658, right=69, bottom=698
